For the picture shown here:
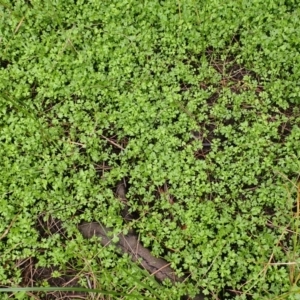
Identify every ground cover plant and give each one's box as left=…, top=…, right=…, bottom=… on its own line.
left=1, top=0, right=300, bottom=299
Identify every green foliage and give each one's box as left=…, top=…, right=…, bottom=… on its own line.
left=0, top=0, right=300, bottom=299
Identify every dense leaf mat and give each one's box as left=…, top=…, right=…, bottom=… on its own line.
left=1, top=1, right=300, bottom=299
